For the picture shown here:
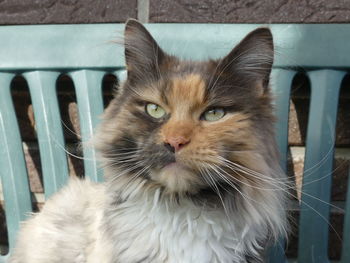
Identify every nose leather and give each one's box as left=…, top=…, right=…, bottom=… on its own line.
left=164, top=136, right=190, bottom=152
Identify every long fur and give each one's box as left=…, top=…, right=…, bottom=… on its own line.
left=9, top=20, right=288, bottom=263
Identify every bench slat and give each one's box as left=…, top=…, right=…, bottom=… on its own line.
left=0, top=73, right=32, bottom=259
left=1, top=24, right=350, bottom=70
left=69, top=70, right=105, bottom=182
left=340, top=172, right=350, bottom=263
left=115, top=69, right=127, bottom=83
left=271, top=69, right=296, bottom=170
left=24, top=71, right=69, bottom=198
left=268, top=69, right=296, bottom=263
left=298, top=70, right=346, bottom=262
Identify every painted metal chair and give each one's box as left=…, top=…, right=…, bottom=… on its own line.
left=0, top=24, right=349, bottom=262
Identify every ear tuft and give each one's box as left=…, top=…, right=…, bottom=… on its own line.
left=216, top=28, right=274, bottom=91
left=124, top=19, right=165, bottom=82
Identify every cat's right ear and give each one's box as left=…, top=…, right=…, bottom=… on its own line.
left=214, top=28, right=274, bottom=96
left=124, top=19, right=165, bottom=82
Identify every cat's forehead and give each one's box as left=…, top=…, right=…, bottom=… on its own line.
left=167, top=74, right=207, bottom=107
left=157, top=59, right=216, bottom=108
left=139, top=73, right=208, bottom=113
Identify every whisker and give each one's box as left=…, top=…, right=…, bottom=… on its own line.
left=199, top=166, right=230, bottom=220
left=210, top=159, right=342, bottom=241
left=218, top=156, right=346, bottom=213
left=60, top=119, right=81, bottom=138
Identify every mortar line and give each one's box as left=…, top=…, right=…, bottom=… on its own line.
left=137, top=0, right=150, bottom=23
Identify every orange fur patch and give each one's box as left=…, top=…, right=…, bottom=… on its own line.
left=168, top=74, right=207, bottom=116
left=157, top=74, right=256, bottom=166
left=159, top=74, right=207, bottom=145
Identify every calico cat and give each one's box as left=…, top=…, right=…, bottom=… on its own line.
left=9, top=19, right=287, bottom=263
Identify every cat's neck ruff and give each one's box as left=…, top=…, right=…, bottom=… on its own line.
left=102, top=174, right=284, bottom=262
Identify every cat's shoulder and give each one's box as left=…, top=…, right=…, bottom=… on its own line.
left=9, top=178, right=106, bottom=263
left=42, top=177, right=105, bottom=214
left=20, top=177, right=105, bottom=226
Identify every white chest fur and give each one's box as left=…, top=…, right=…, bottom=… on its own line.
left=10, top=179, right=279, bottom=263
left=102, top=189, right=249, bottom=263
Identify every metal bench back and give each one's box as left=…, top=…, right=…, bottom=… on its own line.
left=0, top=24, right=349, bottom=262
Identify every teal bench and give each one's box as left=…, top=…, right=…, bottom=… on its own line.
left=0, top=24, right=349, bottom=263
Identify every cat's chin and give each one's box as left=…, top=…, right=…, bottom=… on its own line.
left=150, top=162, right=203, bottom=194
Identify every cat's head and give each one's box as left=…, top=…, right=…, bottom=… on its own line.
left=95, top=19, right=280, bottom=197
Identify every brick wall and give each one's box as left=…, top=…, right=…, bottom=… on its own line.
left=1, top=0, right=350, bottom=259
left=0, top=0, right=137, bottom=24
left=0, top=0, right=350, bottom=25
left=149, top=0, right=350, bottom=23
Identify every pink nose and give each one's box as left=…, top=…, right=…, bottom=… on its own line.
left=164, top=136, right=190, bottom=152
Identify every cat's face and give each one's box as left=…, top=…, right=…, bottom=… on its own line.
left=96, top=20, right=277, bottom=196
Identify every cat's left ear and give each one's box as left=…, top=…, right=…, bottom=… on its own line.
left=217, top=28, right=274, bottom=94
left=124, top=19, right=165, bottom=82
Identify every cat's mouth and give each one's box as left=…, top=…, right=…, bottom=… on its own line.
left=149, top=160, right=203, bottom=194
left=161, top=161, right=187, bottom=173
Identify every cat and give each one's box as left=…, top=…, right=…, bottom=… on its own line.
left=9, top=19, right=287, bottom=263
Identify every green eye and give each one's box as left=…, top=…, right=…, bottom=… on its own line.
left=146, top=103, right=166, bottom=119
left=203, top=108, right=225, bottom=121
